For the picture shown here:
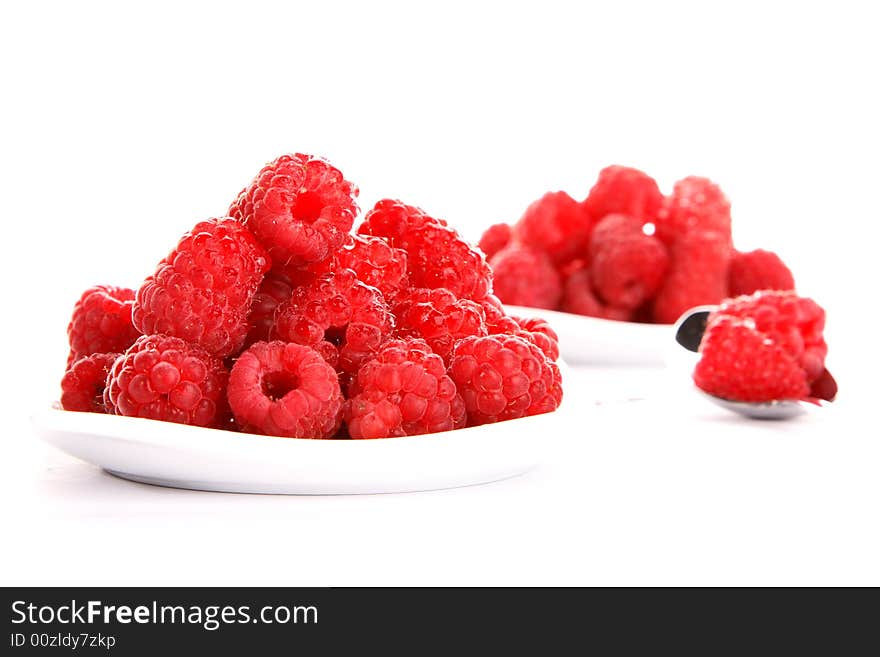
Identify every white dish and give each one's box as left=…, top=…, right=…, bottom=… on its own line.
left=32, top=378, right=571, bottom=495
left=505, top=305, right=673, bottom=366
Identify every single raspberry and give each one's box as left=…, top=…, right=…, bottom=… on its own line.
left=511, top=191, right=593, bottom=265
left=272, top=268, right=393, bottom=376
left=728, top=249, right=795, bottom=296
left=652, top=229, right=731, bottom=324
left=589, top=214, right=669, bottom=310
left=583, top=166, right=663, bottom=224
left=227, top=341, right=343, bottom=438
left=655, top=176, right=732, bottom=246
left=560, top=264, right=633, bottom=321
left=345, top=338, right=465, bottom=439
left=478, top=222, right=512, bottom=260
left=489, top=244, right=562, bottom=310
left=104, top=334, right=229, bottom=427
left=449, top=334, right=563, bottom=426
left=67, top=286, right=139, bottom=361
left=694, top=315, right=809, bottom=402
left=711, top=291, right=827, bottom=383
left=394, top=288, right=487, bottom=362
left=61, top=353, right=119, bottom=413
left=358, top=199, right=492, bottom=301
left=245, top=271, right=293, bottom=347
left=229, top=153, right=358, bottom=267
left=133, top=218, right=270, bottom=358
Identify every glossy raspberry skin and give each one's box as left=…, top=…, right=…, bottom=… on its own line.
left=133, top=218, right=270, bottom=358
left=394, top=288, right=487, bottom=363
left=489, top=244, right=562, bottom=310
left=61, top=353, right=119, bottom=413
left=346, top=338, right=465, bottom=439
left=227, top=341, right=343, bottom=438
left=449, top=334, right=563, bottom=426
left=560, top=264, right=633, bottom=320
left=229, top=153, right=358, bottom=267
left=358, top=199, right=492, bottom=301
left=655, top=176, right=732, bottom=246
left=589, top=214, right=669, bottom=310
left=512, top=191, right=592, bottom=265
left=105, top=334, right=229, bottom=427
left=583, top=166, right=663, bottom=224
left=272, top=268, right=393, bottom=376
left=67, top=286, right=139, bottom=361
left=245, top=271, right=293, bottom=347
left=694, top=315, right=809, bottom=402
left=478, top=223, right=512, bottom=260
left=652, top=229, right=731, bottom=324
left=728, top=249, right=795, bottom=296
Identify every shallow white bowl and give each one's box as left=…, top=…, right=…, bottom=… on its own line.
left=505, top=305, right=673, bottom=366
left=32, top=371, right=571, bottom=496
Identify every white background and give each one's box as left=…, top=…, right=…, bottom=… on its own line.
left=1, top=1, right=878, bottom=585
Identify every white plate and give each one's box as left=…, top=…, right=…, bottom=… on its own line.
left=32, top=376, right=571, bottom=495
left=505, top=305, right=673, bottom=366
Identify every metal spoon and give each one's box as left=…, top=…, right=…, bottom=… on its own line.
left=673, top=306, right=812, bottom=420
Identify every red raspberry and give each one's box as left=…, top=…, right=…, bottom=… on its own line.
left=133, top=218, right=270, bottom=358
left=394, top=288, right=487, bottom=362
left=478, top=222, right=512, bottom=260
left=728, top=249, right=795, bottom=296
left=67, top=286, right=139, bottom=361
left=489, top=244, right=562, bottom=310
left=245, top=271, right=293, bottom=347
left=229, top=153, right=358, bottom=267
left=358, top=199, right=492, bottom=301
left=694, top=315, right=810, bottom=402
left=449, top=334, right=563, bottom=426
left=61, top=353, right=119, bottom=413
left=712, top=291, right=827, bottom=383
left=227, top=341, right=343, bottom=438
left=345, top=338, right=465, bottom=439
left=478, top=296, right=560, bottom=361
left=655, top=176, right=732, bottom=246
left=583, top=166, right=663, bottom=224
left=105, top=334, right=229, bottom=427
left=652, top=229, right=731, bottom=324
left=589, top=214, right=669, bottom=310
left=512, top=191, right=592, bottom=265
left=272, top=268, right=393, bottom=376
left=560, top=264, right=633, bottom=320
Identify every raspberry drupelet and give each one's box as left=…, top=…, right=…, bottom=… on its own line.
left=67, top=285, right=139, bottom=363
left=60, top=352, right=119, bottom=413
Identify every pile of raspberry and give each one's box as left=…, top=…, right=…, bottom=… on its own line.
left=480, top=165, right=797, bottom=324
left=61, top=153, right=563, bottom=439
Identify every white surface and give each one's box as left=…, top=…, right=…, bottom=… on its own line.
left=1, top=2, right=879, bottom=585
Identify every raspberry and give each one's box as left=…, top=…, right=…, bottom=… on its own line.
left=133, top=218, right=270, bottom=358
left=479, top=296, right=560, bottom=360
left=560, top=264, right=633, bottom=320
left=358, top=199, right=492, bottom=301
left=345, top=338, right=465, bottom=439
left=272, top=268, right=393, bottom=376
left=245, top=271, right=293, bottom=347
left=67, top=286, right=139, bottom=361
left=511, top=191, right=592, bottom=265
left=229, top=153, right=358, bottom=267
left=227, top=341, right=343, bottom=438
left=712, top=291, right=827, bottom=383
left=728, top=249, right=795, bottom=296
left=449, top=334, right=563, bottom=426
left=694, top=315, right=809, bottom=402
left=60, top=353, right=118, bottom=413
left=104, top=334, right=229, bottom=427
left=478, top=223, right=512, bottom=260
left=394, top=288, right=487, bottom=362
left=583, top=165, right=663, bottom=224
left=655, top=176, right=732, bottom=246
left=652, top=229, right=731, bottom=324
left=589, top=214, right=669, bottom=310
left=489, top=244, right=562, bottom=310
